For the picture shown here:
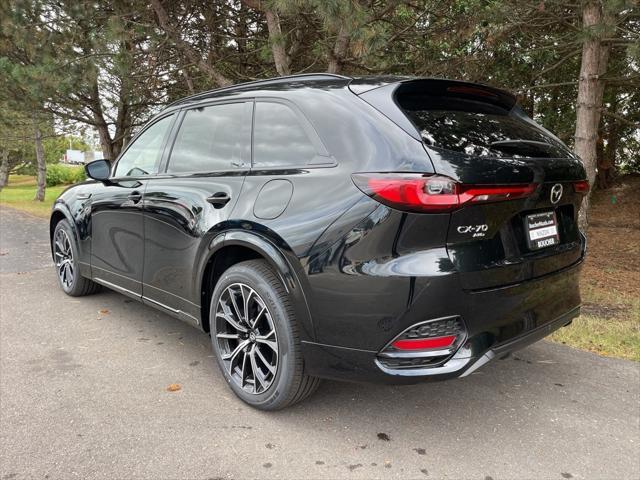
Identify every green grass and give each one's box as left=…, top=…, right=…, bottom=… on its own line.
left=549, top=286, right=640, bottom=361
left=0, top=175, right=66, bottom=217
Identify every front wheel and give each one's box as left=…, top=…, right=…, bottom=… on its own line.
left=52, top=220, right=100, bottom=297
left=210, top=259, right=320, bottom=410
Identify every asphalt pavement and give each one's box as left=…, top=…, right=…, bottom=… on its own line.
left=1, top=205, right=639, bottom=480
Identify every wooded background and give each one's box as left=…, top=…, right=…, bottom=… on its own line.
left=0, top=0, right=638, bottom=223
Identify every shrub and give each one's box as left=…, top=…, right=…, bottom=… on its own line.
left=45, top=164, right=65, bottom=186
left=70, top=166, right=87, bottom=183
left=46, top=164, right=86, bottom=186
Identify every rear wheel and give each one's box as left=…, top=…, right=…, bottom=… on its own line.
left=210, top=259, right=320, bottom=410
left=53, top=220, right=100, bottom=296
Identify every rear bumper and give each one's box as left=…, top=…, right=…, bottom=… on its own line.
left=302, top=260, right=583, bottom=384
left=302, top=305, right=578, bottom=384
left=459, top=306, right=578, bottom=377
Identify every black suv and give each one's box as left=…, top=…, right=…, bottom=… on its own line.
left=50, top=74, right=588, bottom=410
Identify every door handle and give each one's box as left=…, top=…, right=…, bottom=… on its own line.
left=128, top=191, right=142, bottom=204
left=206, top=192, right=231, bottom=208
left=77, top=192, right=92, bottom=200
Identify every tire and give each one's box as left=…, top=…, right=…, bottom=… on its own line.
left=210, top=259, right=320, bottom=410
left=52, top=219, right=101, bottom=297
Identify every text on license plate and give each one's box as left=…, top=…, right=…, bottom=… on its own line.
left=529, top=225, right=558, bottom=240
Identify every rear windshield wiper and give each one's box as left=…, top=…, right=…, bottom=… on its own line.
left=490, top=139, right=550, bottom=148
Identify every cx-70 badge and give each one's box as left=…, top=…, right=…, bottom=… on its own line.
left=457, top=224, right=489, bottom=237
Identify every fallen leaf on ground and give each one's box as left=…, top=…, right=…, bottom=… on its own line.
left=99, top=309, right=110, bottom=314
left=166, top=383, right=182, bottom=392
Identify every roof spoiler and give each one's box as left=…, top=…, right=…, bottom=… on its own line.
left=394, top=79, right=516, bottom=111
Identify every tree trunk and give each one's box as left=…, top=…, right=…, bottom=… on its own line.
left=574, top=1, right=610, bottom=230
left=112, top=39, right=133, bottom=159
left=327, top=24, right=350, bottom=74
left=32, top=115, right=46, bottom=202
left=241, top=0, right=291, bottom=76
left=236, top=3, right=249, bottom=73
left=96, top=121, right=115, bottom=161
left=264, top=9, right=291, bottom=76
left=0, top=149, right=9, bottom=191
left=182, top=68, right=195, bottom=94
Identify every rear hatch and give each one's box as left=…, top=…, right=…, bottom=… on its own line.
left=355, top=78, right=588, bottom=290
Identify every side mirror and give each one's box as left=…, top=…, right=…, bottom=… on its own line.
left=85, top=159, right=111, bottom=183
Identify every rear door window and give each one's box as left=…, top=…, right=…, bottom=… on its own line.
left=397, top=86, right=572, bottom=159
left=167, top=102, right=251, bottom=173
left=253, top=102, right=319, bottom=168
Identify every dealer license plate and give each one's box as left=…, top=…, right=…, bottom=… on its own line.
left=525, top=211, right=560, bottom=250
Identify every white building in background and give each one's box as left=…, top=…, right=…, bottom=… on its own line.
left=64, top=149, right=84, bottom=164
left=84, top=151, right=105, bottom=162
left=63, top=150, right=104, bottom=164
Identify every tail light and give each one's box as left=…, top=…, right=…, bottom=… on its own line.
left=573, top=180, right=589, bottom=194
left=352, top=173, right=537, bottom=213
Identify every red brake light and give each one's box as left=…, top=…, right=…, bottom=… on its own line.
left=446, top=85, right=498, bottom=99
left=459, top=184, right=537, bottom=204
left=574, top=180, right=589, bottom=194
left=392, top=335, right=457, bottom=350
left=352, top=173, right=537, bottom=213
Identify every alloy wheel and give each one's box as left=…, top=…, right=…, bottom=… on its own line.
left=54, top=228, right=74, bottom=289
left=215, top=283, right=279, bottom=394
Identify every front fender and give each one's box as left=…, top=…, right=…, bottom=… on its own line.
left=49, top=203, right=76, bottom=254
left=50, top=192, right=94, bottom=278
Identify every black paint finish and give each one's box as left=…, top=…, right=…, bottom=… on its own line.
left=51, top=74, right=587, bottom=384
left=90, top=179, right=147, bottom=296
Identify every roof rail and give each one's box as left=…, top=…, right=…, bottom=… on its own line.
left=168, top=73, right=351, bottom=108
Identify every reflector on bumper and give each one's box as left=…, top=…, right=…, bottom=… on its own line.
left=392, top=335, right=457, bottom=350
left=378, top=316, right=466, bottom=369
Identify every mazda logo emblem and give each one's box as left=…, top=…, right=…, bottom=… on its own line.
left=550, top=184, right=563, bottom=204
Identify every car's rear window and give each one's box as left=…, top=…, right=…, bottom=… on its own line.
left=397, top=87, right=572, bottom=159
